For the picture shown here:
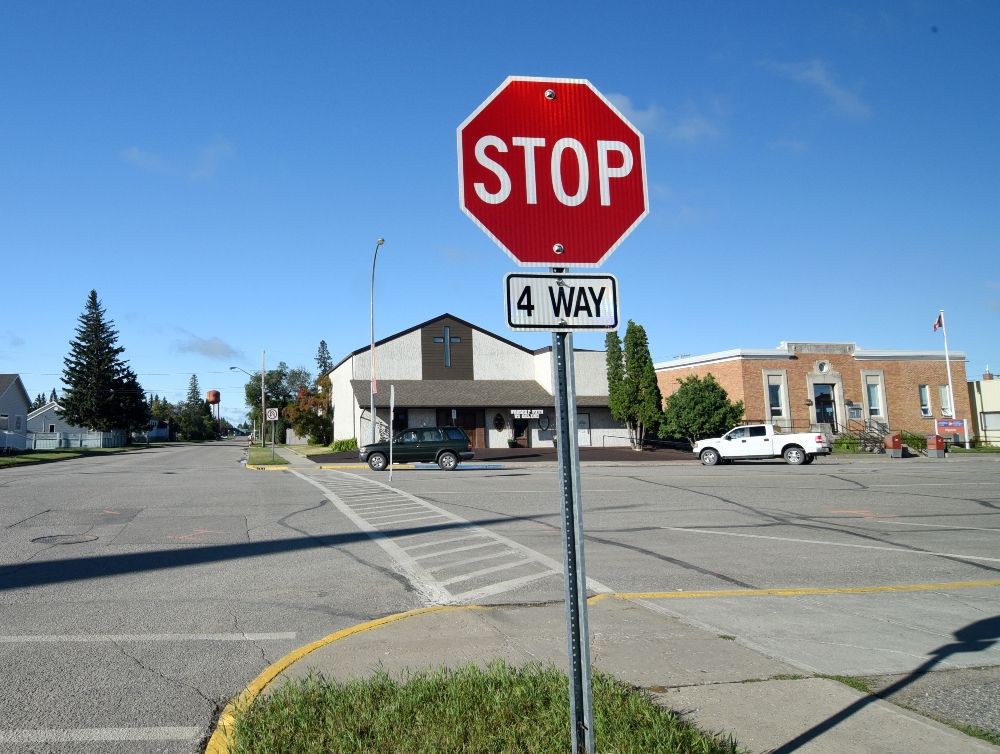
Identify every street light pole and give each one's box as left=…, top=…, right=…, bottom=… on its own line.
left=230, top=360, right=266, bottom=448
left=370, top=238, right=385, bottom=444
left=261, top=350, right=266, bottom=448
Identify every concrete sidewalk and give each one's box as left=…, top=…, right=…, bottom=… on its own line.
left=262, top=598, right=997, bottom=753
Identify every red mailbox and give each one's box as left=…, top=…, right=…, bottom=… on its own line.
left=926, top=434, right=946, bottom=458
left=884, top=432, right=903, bottom=458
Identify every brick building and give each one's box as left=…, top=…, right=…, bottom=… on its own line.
left=655, top=342, right=970, bottom=436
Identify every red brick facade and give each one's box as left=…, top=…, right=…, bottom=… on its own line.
left=656, top=343, right=969, bottom=436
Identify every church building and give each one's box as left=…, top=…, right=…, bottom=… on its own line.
left=328, top=314, right=628, bottom=448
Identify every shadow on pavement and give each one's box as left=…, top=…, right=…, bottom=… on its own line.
left=770, top=615, right=1000, bottom=753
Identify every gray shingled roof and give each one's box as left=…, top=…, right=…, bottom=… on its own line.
left=350, top=380, right=607, bottom=408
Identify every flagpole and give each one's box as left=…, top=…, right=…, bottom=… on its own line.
left=937, top=309, right=966, bottom=447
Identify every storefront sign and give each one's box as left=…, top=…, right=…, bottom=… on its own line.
left=512, top=409, right=544, bottom=419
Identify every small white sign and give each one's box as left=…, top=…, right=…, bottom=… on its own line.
left=505, top=273, right=619, bottom=331
left=265, top=408, right=279, bottom=421
left=512, top=409, right=544, bottom=419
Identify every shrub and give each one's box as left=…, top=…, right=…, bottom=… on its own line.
left=331, top=438, right=358, bottom=452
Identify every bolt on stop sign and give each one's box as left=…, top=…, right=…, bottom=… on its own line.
left=458, top=76, right=648, bottom=267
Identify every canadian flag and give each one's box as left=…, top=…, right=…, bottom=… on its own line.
left=933, top=313, right=943, bottom=332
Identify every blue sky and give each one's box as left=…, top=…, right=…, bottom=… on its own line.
left=3, top=1, right=997, bottom=425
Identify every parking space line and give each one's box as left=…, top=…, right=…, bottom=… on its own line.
left=0, top=727, right=201, bottom=743
left=658, top=526, right=1000, bottom=563
left=0, top=632, right=296, bottom=643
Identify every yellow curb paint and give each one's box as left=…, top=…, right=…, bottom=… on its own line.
left=205, top=604, right=475, bottom=754
left=244, top=465, right=290, bottom=471
left=587, top=578, right=1000, bottom=604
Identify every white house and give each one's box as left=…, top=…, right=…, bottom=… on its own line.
left=328, top=313, right=629, bottom=448
left=0, top=374, right=31, bottom=449
left=26, top=401, right=79, bottom=434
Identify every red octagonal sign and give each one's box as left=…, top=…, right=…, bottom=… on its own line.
left=458, top=76, right=648, bottom=267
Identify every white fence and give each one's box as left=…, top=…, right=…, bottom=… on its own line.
left=1, top=431, right=127, bottom=451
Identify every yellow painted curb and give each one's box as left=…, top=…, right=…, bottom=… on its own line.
left=587, top=578, right=1000, bottom=604
left=244, top=465, right=290, bottom=471
left=205, top=604, right=474, bottom=754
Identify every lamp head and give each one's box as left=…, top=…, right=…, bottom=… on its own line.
left=376, top=238, right=385, bottom=246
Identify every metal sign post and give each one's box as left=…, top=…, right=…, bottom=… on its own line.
left=265, top=407, right=279, bottom=462
left=389, top=384, right=395, bottom=482
left=552, top=328, right=594, bottom=754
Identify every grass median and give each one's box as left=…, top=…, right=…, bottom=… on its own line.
left=248, top=446, right=291, bottom=466
left=229, top=661, right=741, bottom=754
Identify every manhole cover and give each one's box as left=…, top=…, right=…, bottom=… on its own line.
left=31, top=534, right=98, bottom=545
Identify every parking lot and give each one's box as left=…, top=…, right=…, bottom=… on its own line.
left=309, top=454, right=1000, bottom=678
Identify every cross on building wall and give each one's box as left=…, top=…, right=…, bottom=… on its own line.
left=433, top=326, right=461, bottom=367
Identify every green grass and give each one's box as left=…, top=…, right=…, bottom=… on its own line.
left=819, top=674, right=873, bottom=694
left=949, top=444, right=1000, bottom=453
left=821, top=675, right=1000, bottom=746
left=0, top=445, right=145, bottom=469
left=248, top=446, right=291, bottom=465
left=230, top=661, right=742, bottom=754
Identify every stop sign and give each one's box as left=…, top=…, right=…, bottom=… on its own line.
left=458, top=76, right=647, bottom=267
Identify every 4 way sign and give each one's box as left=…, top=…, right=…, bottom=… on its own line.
left=505, top=272, right=619, bottom=331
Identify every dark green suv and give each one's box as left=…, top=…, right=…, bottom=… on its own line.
left=359, top=426, right=474, bottom=471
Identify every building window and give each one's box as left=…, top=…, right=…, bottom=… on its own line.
left=865, top=376, right=882, bottom=417
left=766, top=375, right=784, bottom=419
left=939, top=385, right=952, bottom=417
left=919, top=385, right=931, bottom=417
left=48, top=424, right=55, bottom=433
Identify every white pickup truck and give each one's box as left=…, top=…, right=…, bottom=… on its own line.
left=692, top=424, right=831, bottom=466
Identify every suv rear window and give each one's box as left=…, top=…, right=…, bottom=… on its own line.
left=420, top=428, right=444, bottom=441
left=444, top=427, right=468, bottom=441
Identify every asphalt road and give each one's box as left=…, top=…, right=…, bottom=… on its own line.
left=2, top=445, right=998, bottom=751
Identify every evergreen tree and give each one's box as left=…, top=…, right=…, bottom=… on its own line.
left=61, top=290, right=149, bottom=432
left=604, top=321, right=663, bottom=449
left=660, top=374, right=744, bottom=446
left=315, top=340, right=333, bottom=379
left=49, top=388, right=58, bottom=403
left=177, top=374, right=216, bottom=441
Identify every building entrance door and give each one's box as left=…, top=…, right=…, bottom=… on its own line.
left=813, top=384, right=837, bottom=430
left=437, top=408, right=485, bottom=448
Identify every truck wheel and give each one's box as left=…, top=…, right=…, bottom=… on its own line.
left=783, top=446, right=806, bottom=465
left=700, top=448, right=720, bottom=466
left=367, top=453, right=388, bottom=471
left=803, top=455, right=815, bottom=465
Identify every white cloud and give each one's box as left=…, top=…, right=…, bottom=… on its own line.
left=764, top=59, right=871, bottom=119
left=120, top=139, right=235, bottom=180
left=607, top=94, right=722, bottom=143
left=173, top=332, right=243, bottom=361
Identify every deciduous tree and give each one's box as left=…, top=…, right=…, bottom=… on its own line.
left=660, top=374, right=744, bottom=446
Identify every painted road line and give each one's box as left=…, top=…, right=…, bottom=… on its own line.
left=291, top=472, right=451, bottom=604
left=867, top=520, right=1000, bottom=533
left=292, top=469, right=613, bottom=600
left=205, top=606, right=471, bottom=754
left=658, top=526, right=1000, bottom=563
left=588, top=579, right=1000, bottom=604
left=0, top=632, right=296, bottom=643
left=0, top=727, right=201, bottom=743
left=400, top=534, right=481, bottom=551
